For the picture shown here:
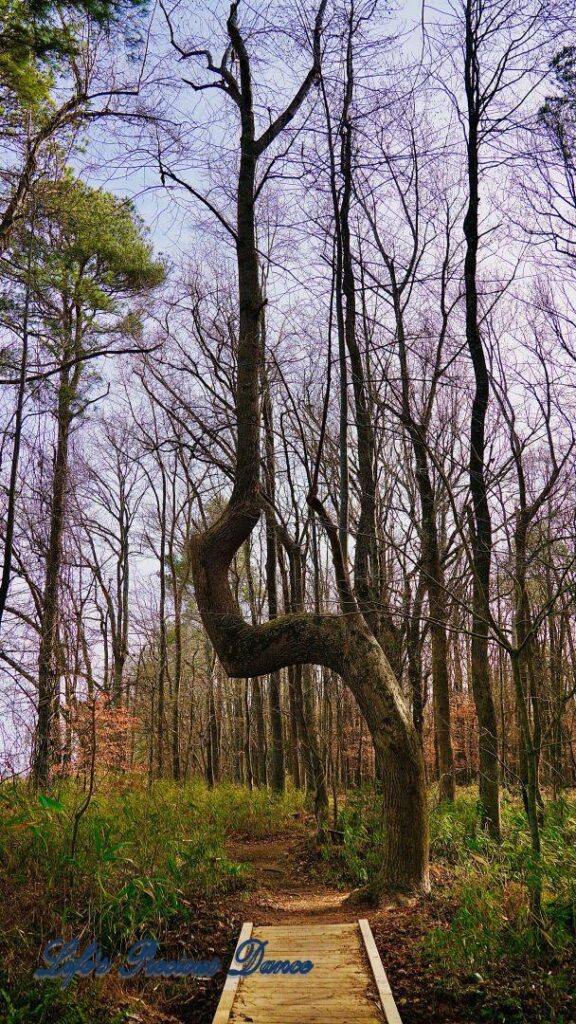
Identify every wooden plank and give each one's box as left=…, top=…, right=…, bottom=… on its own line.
left=214, top=920, right=397, bottom=1023
left=236, top=1015, right=379, bottom=1023
left=229, top=922, right=383, bottom=1023
left=358, top=918, right=403, bottom=1024
left=251, top=923, right=354, bottom=933
left=212, top=920, right=253, bottom=1024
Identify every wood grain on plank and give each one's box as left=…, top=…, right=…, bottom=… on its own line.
left=359, top=918, right=403, bottom=1024
left=215, top=920, right=388, bottom=1023
left=212, top=920, right=253, bottom=1024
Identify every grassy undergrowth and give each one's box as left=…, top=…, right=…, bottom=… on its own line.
left=318, top=786, right=576, bottom=1021
left=2, top=779, right=575, bottom=1023
left=0, top=779, right=304, bottom=1023
left=425, top=793, right=576, bottom=967
left=322, top=787, right=576, bottom=956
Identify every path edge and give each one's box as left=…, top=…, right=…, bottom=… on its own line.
left=358, top=917, right=403, bottom=1024
left=212, top=920, right=253, bottom=1024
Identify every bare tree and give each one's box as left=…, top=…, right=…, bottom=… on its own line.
left=168, top=2, right=429, bottom=897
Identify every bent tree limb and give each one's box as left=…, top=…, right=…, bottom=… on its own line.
left=187, top=1, right=429, bottom=897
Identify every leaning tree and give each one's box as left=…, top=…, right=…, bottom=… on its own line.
left=165, top=1, right=429, bottom=897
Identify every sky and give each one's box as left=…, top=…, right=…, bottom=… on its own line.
left=74, top=0, right=431, bottom=260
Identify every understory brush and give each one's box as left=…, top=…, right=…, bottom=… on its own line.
left=2, top=780, right=239, bottom=950
left=424, top=791, right=576, bottom=971
left=0, top=779, right=303, bottom=969
left=319, top=786, right=576, bottom=972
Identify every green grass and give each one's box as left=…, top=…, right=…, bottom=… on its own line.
left=0, top=778, right=304, bottom=951
left=2, top=778, right=575, bottom=1023
left=0, top=778, right=305, bottom=1023
left=424, top=791, right=576, bottom=969
left=0, top=976, right=130, bottom=1024
left=317, top=786, right=576, bottom=966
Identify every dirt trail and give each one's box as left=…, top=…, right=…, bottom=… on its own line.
left=218, top=832, right=569, bottom=1024
left=228, top=832, right=382, bottom=926
left=223, top=832, right=440, bottom=1024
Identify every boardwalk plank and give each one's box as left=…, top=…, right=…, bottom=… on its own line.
left=212, top=919, right=402, bottom=1024
left=359, top=918, right=404, bottom=1024
left=212, top=921, right=253, bottom=1024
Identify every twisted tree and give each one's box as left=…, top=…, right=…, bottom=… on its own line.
left=173, top=2, right=429, bottom=898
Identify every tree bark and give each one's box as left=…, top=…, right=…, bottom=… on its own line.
left=462, top=0, right=501, bottom=837
left=188, top=2, right=429, bottom=897
left=34, top=312, right=82, bottom=788
left=251, top=677, right=268, bottom=787
left=264, top=385, right=285, bottom=794
left=389, top=272, right=455, bottom=801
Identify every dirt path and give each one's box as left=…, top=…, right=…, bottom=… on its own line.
left=223, top=834, right=392, bottom=1022
left=224, top=832, right=445, bottom=1024
left=228, top=832, right=381, bottom=925
left=201, top=833, right=572, bottom=1024
left=220, top=831, right=566, bottom=1024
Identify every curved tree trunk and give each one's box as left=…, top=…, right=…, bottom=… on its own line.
left=188, top=1, right=429, bottom=898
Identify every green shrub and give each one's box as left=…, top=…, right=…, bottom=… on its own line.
left=313, top=787, right=382, bottom=887
left=0, top=779, right=294, bottom=951
left=189, top=780, right=305, bottom=839
left=0, top=974, right=128, bottom=1024
left=423, top=790, right=576, bottom=970
left=0, top=778, right=306, bottom=1017
left=315, top=785, right=576, bottom=968
left=429, top=793, right=484, bottom=862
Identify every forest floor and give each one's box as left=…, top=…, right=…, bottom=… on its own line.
left=204, top=828, right=576, bottom=1024
left=2, top=784, right=575, bottom=1024
left=228, top=831, right=362, bottom=924
left=218, top=830, right=470, bottom=1024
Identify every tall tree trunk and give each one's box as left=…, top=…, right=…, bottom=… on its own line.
left=286, top=540, right=328, bottom=824
left=34, top=331, right=81, bottom=788
left=205, top=643, right=220, bottom=789
left=244, top=542, right=268, bottom=786
left=0, top=220, right=33, bottom=633
left=406, top=574, right=426, bottom=740
left=286, top=667, right=302, bottom=788
left=171, top=589, right=182, bottom=780
left=264, top=385, right=285, bottom=794
left=462, top=0, right=501, bottom=837
left=390, top=276, right=455, bottom=801
left=156, top=468, right=168, bottom=777
left=113, top=474, right=131, bottom=706
left=168, top=467, right=183, bottom=780
left=252, top=677, right=268, bottom=786
left=243, top=682, right=254, bottom=790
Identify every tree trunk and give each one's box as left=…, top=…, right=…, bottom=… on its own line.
left=463, top=0, right=501, bottom=837
left=391, top=276, right=455, bottom=802
left=285, top=541, right=328, bottom=823
left=264, top=387, right=285, bottom=794
left=156, top=468, right=168, bottom=777
left=34, top=350, right=79, bottom=788
left=252, top=677, right=268, bottom=787
left=286, top=667, right=302, bottom=788
left=188, top=2, right=429, bottom=897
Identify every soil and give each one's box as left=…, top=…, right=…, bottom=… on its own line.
left=228, top=834, right=367, bottom=923
left=216, top=832, right=576, bottom=1024
left=119, top=830, right=576, bottom=1024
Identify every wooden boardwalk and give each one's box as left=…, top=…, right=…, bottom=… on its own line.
left=213, top=920, right=402, bottom=1024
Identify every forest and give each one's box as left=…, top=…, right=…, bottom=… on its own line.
left=1, top=0, right=576, bottom=1021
